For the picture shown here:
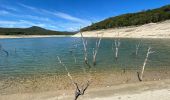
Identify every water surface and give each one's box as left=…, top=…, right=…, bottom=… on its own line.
left=0, top=37, right=170, bottom=79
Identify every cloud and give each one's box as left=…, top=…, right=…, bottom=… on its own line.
left=0, top=10, right=10, bottom=15
left=0, top=5, right=18, bottom=12
left=22, top=15, right=51, bottom=22
left=0, top=3, right=91, bottom=31
left=0, top=20, right=46, bottom=28
left=0, top=20, right=81, bottom=31
left=18, top=3, right=36, bottom=10
left=18, top=3, right=90, bottom=24
left=53, top=12, right=90, bottom=24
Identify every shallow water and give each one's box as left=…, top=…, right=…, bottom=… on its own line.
left=0, top=37, right=170, bottom=94
left=0, top=37, right=170, bottom=78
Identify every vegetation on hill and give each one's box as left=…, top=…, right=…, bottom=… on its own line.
left=81, top=5, right=170, bottom=31
left=0, top=26, right=76, bottom=35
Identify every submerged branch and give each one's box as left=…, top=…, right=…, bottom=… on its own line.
left=112, top=39, right=120, bottom=60
left=92, top=33, right=103, bottom=66
left=57, top=56, right=90, bottom=100
left=135, top=41, right=141, bottom=56
left=0, top=44, right=9, bottom=56
left=137, top=47, right=154, bottom=81
left=80, top=32, right=92, bottom=68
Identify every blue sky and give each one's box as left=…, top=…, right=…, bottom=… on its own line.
left=0, top=0, right=170, bottom=31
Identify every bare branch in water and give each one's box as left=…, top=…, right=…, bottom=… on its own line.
left=80, top=32, right=88, bottom=63
left=80, top=32, right=92, bottom=68
left=92, top=33, right=103, bottom=66
left=57, top=56, right=75, bottom=84
left=0, top=44, right=9, bottom=56
left=112, top=39, right=120, bottom=60
left=137, top=47, right=154, bottom=81
left=69, top=50, right=77, bottom=64
left=135, top=41, right=141, bottom=56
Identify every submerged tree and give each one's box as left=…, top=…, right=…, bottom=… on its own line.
left=92, top=33, right=103, bottom=66
left=80, top=32, right=88, bottom=63
left=137, top=47, right=155, bottom=81
left=57, top=56, right=90, bottom=100
left=57, top=31, right=94, bottom=100
left=80, top=32, right=92, bottom=68
left=0, top=44, right=9, bottom=56
left=112, top=33, right=121, bottom=60
left=135, top=41, right=142, bottom=56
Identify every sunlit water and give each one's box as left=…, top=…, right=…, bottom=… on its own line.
left=0, top=37, right=170, bottom=79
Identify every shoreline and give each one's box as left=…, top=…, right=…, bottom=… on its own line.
left=1, top=35, right=170, bottom=39
left=0, top=79, right=170, bottom=100
left=0, top=70, right=170, bottom=99
left=73, top=20, right=170, bottom=39
left=0, top=35, right=72, bottom=39
left=1, top=20, right=170, bottom=39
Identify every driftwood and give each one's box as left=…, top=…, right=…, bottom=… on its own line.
left=57, top=56, right=90, bottom=100
left=92, top=33, right=103, bottom=66
left=137, top=47, right=154, bottom=81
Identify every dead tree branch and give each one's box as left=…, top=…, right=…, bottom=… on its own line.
left=80, top=32, right=92, bottom=68
left=135, top=41, right=141, bottom=56
left=137, top=47, right=155, bottom=81
left=80, top=32, right=88, bottom=62
left=74, top=81, right=90, bottom=100
left=57, top=56, right=90, bottom=100
left=0, top=44, right=9, bottom=56
left=92, top=33, right=103, bottom=66
left=112, top=39, right=120, bottom=60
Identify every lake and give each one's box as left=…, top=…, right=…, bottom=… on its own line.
left=0, top=37, right=170, bottom=94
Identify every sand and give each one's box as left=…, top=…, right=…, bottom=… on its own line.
left=73, top=20, right=170, bottom=38
left=89, top=89, right=170, bottom=100
left=0, top=70, right=170, bottom=100
left=0, top=79, right=170, bottom=100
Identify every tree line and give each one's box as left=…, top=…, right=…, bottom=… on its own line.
left=81, top=5, right=170, bottom=31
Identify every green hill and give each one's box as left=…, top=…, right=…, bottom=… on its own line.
left=0, top=26, right=76, bottom=35
left=81, top=5, right=170, bottom=31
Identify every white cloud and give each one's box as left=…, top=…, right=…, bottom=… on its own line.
left=0, top=3, right=91, bottom=31
left=0, top=10, right=10, bottom=15
left=22, top=15, right=51, bottom=22
left=0, top=5, right=18, bottom=12
left=53, top=12, right=90, bottom=24
left=0, top=20, right=45, bottom=28
left=18, top=3, right=90, bottom=24
left=18, top=3, right=36, bottom=10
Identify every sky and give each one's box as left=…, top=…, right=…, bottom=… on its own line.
left=0, top=0, right=170, bottom=31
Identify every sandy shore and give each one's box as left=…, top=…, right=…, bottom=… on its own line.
left=0, top=70, right=170, bottom=100
left=73, top=20, right=170, bottom=38
left=0, top=79, right=170, bottom=100
left=1, top=20, right=170, bottom=39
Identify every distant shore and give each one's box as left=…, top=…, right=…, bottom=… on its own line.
left=0, top=35, right=71, bottom=39
left=1, top=20, right=170, bottom=39
left=73, top=20, right=170, bottom=39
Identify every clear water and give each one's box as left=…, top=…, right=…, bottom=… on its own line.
left=0, top=37, right=170, bottom=79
